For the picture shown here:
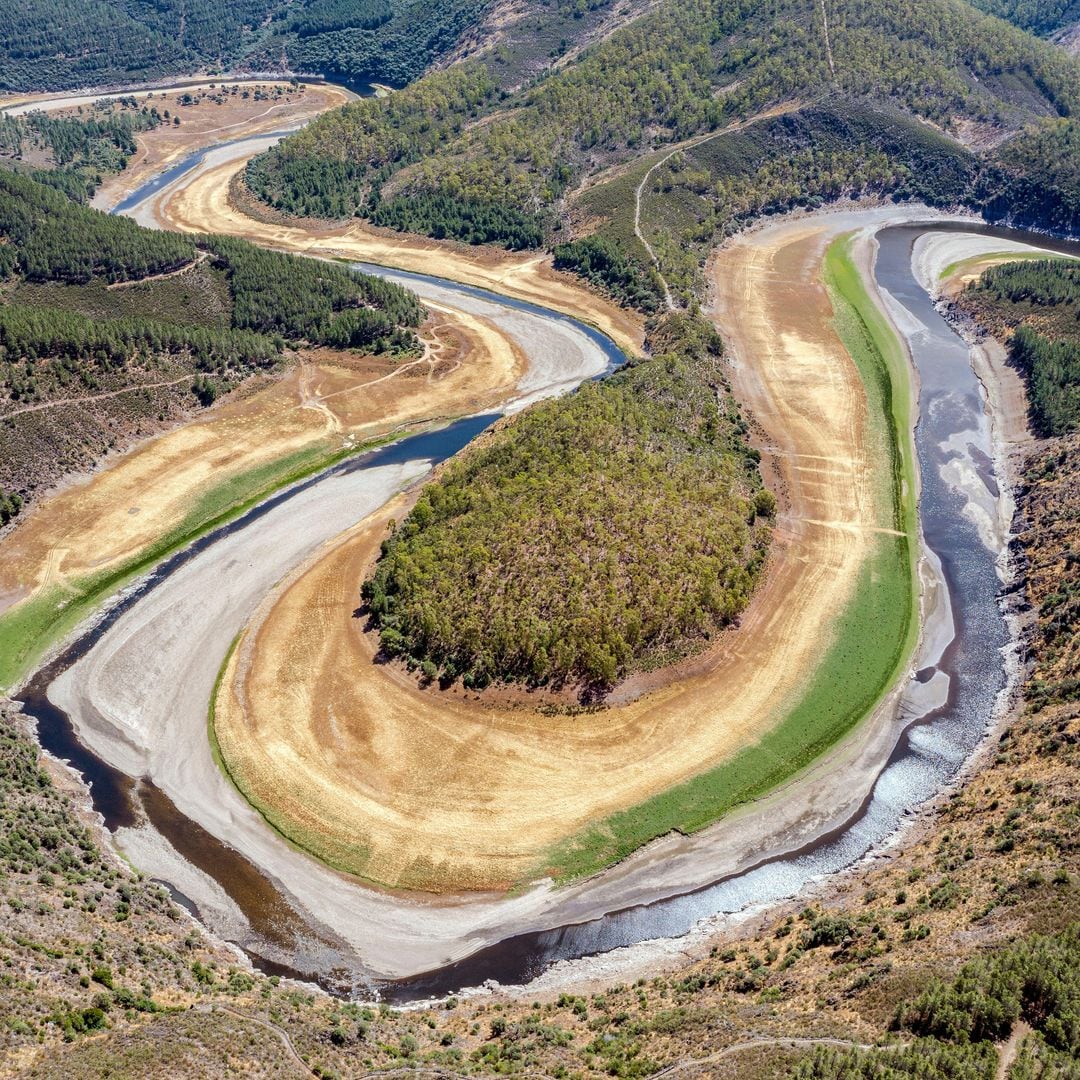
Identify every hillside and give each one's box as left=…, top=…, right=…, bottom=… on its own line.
left=246, top=0, right=1080, bottom=306
left=0, top=96, right=165, bottom=202
left=0, top=0, right=648, bottom=94
left=248, top=0, right=1075, bottom=230
left=969, top=0, right=1080, bottom=36
left=954, top=258, right=1080, bottom=435
left=0, top=167, right=423, bottom=517
left=0, top=435, right=1078, bottom=1077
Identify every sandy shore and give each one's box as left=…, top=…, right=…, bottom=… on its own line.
left=209, top=208, right=922, bottom=895
left=0, top=299, right=530, bottom=635
left=139, top=135, right=644, bottom=358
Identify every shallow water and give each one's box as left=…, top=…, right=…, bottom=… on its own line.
left=16, top=218, right=1075, bottom=1000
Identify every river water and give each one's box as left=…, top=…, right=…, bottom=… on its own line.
left=14, top=174, right=1074, bottom=999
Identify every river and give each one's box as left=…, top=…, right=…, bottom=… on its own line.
left=11, top=129, right=1077, bottom=998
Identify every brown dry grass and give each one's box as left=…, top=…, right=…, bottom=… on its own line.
left=0, top=308, right=523, bottom=619
left=212, top=220, right=891, bottom=893
left=91, top=83, right=354, bottom=209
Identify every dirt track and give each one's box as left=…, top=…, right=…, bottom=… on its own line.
left=0, top=309, right=523, bottom=623
left=210, top=214, right=910, bottom=893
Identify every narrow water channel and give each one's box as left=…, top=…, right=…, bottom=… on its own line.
left=16, top=216, right=1072, bottom=1001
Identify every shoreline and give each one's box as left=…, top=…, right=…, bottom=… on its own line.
left=32, top=207, right=972, bottom=991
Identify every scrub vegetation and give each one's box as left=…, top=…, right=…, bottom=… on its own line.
left=956, top=258, right=1080, bottom=435
left=1018, top=437, right=1080, bottom=725
left=0, top=168, right=423, bottom=514
left=248, top=0, right=1080, bottom=271
left=364, top=313, right=771, bottom=691
left=0, top=98, right=164, bottom=202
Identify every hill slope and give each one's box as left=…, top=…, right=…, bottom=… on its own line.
left=247, top=0, right=1080, bottom=297
left=0, top=168, right=423, bottom=515
left=0, top=0, right=641, bottom=93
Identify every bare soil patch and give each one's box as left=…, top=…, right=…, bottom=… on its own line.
left=147, top=143, right=644, bottom=358
left=0, top=306, right=522, bottom=624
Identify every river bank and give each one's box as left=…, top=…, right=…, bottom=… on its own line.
left=4, top=75, right=1067, bottom=993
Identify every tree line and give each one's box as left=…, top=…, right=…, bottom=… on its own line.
left=0, top=168, right=196, bottom=285
left=0, top=303, right=278, bottom=381
left=961, top=259, right=1080, bottom=437
left=0, top=102, right=165, bottom=202
left=248, top=0, right=1080, bottom=254
left=799, top=925, right=1080, bottom=1077
left=204, top=236, right=424, bottom=351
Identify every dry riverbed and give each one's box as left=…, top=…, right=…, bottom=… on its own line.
left=212, top=211, right=916, bottom=896
left=4, top=74, right=1057, bottom=987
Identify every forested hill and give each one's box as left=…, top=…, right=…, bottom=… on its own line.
left=969, top=0, right=1080, bottom=36
left=0, top=0, right=508, bottom=92
left=0, top=168, right=424, bottom=515
left=955, top=258, right=1080, bottom=436
left=247, top=0, right=1080, bottom=267
left=363, top=314, right=772, bottom=692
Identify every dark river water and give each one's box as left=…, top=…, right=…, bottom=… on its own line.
left=16, top=211, right=1076, bottom=1000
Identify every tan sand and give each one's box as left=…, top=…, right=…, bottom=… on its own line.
left=148, top=139, right=644, bottom=357
left=0, top=310, right=522, bottom=625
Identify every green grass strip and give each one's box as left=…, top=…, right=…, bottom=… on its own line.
left=208, top=632, right=379, bottom=884
left=0, top=433, right=401, bottom=692
left=938, top=248, right=1074, bottom=286
left=537, top=233, right=920, bottom=884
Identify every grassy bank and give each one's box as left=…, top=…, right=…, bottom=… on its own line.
left=538, top=233, right=920, bottom=884
left=0, top=434, right=399, bottom=691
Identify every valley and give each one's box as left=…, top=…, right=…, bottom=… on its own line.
left=0, top=0, right=1079, bottom=1073
left=13, top=97, right=1054, bottom=988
